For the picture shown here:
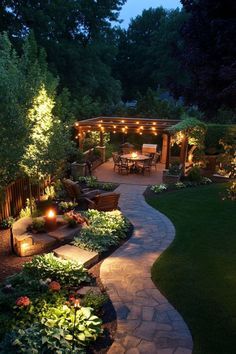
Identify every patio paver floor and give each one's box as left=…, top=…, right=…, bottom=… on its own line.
left=94, top=159, right=164, bottom=185
left=100, top=184, right=193, bottom=354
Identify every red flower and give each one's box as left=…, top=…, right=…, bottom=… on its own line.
left=48, top=281, right=61, bottom=292
left=69, top=294, right=76, bottom=303
left=16, top=296, right=30, bottom=307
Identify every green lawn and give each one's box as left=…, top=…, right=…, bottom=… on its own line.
left=147, top=183, right=236, bottom=354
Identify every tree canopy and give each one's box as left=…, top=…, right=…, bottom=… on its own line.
left=180, top=0, right=236, bottom=118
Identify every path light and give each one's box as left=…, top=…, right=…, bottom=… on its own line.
left=44, top=209, right=57, bottom=230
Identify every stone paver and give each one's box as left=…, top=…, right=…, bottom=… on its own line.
left=54, top=244, right=98, bottom=268
left=100, top=184, right=193, bottom=353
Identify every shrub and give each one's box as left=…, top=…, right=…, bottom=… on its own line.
left=187, top=166, right=202, bottom=182
left=0, top=217, right=14, bottom=229
left=31, top=218, right=46, bottom=233
left=23, top=253, right=90, bottom=286
left=73, top=210, right=131, bottom=252
left=59, top=201, right=78, bottom=212
left=175, top=182, right=186, bottom=189
left=100, top=182, right=115, bottom=191
left=19, top=198, right=37, bottom=218
left=44, top=185, right=56, bottom=200
left=81, top=291, right=108, bottom=314
left=151, top=184, right=168, bottom=194
left=224, top=182, right=236, bottom=201
left=168, top=162, right=181, bottom=176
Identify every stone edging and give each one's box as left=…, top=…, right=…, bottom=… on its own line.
left=100, top=184, right=193, bottom=354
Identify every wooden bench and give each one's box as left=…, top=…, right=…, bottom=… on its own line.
left=86, top=192, right=120, bottom=211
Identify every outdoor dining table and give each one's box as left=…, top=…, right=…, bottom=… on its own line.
left=121, top=153, right=150, bottom=162
left=120, top=153, right=151, bottom=174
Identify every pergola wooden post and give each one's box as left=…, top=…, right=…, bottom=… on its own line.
left=79, top=129, right=84, bottom=150
left=161, top=133, right=171, bottom=169
left=99, top=131, right=104, bottom=146
left=180, top=135, right=188, bottom=174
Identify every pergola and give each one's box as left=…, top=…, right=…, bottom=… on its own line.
left=74, top=117, right=188, bottom=169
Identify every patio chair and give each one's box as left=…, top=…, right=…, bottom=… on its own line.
left=112, top=152, right=121, bottom=171
left=151, top=152, right=160, bottom=170
left=119, top=157, right=130, bottom=175
left=138, top=158, right=152, bottom=175
left=85, top=192, right=120, bottom=211
left=62, top=178, right=101, bottom=201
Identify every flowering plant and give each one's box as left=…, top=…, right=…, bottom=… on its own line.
left=48, top=281, right=61, bottom=292
left=151, top=183, right=168, bottom=194
left=175, top=182, right=186, bottom=189
left=16, top=296, right=31, bottom=307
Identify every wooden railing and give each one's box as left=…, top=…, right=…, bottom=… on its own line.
left=0, top=179, right=42, bottom=221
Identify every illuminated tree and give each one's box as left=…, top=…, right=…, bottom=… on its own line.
left=0, top=33, right=26, bottom=188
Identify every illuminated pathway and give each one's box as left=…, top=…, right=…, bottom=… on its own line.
left=100, top=184, right=193, bottom=354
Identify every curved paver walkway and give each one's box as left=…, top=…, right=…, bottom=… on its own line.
left=100, top=184, right=193, bottom=354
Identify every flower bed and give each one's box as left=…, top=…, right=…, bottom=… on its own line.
left=77, top=176, right=118, bottom=192
left=147, top=177, right=213, bottom=196
left=0, top=253, right=108, bottom=353
left=73, top=209, right=132, bottom=253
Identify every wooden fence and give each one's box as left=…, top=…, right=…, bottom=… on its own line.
left=0, top=179, right=42, bottom=221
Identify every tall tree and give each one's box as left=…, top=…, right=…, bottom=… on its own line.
left=0, top=0, right=125, bottom=105
left=0, top=33, right=26, bottom=187
left=114, top=8, right=188, bottom=99
left=181, top=0, right=236, bottom=117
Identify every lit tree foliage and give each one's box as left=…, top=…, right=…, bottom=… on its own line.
left=0, top=33, right=26, bottom=187
left=20, top=85, right=55, bottom=180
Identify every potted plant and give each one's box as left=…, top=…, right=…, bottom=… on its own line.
left=70, top=150, right=87, bottom=178
left=163, top=161, right=182, bottom=183
left=0, top=217, right=14, bottom=255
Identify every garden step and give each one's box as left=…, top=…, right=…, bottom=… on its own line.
left=48, top=224, right=81, bottom=242
left=54, top=245, right=99, bottom=268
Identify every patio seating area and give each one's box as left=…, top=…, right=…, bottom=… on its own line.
left=94, top=158, right=165, bottom=185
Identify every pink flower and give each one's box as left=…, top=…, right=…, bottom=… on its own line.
left=48, top=281, right=61, bottom=292
left=16, top=296, right=30, bottom=307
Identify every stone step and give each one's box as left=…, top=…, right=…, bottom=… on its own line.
left=48, top=224, right=81, bottom=242
left=54, top=244, right=99, bottom=268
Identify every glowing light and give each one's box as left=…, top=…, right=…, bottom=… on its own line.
left=152, top=122, right=157, bottom=125
left=47, top=209, right=56, bottom=219
left=121, top=120, right=125, bottom=123
left=140, top=126, right=144, bottom=130
left=122, top=127, right=125, bottom=132
left=125, top=125, right=128, bottom=129
left=152, top=127, right=156, bottom=131
left=113, top=130, right=116, bottom=134
left=136, top=121, right=140, bottom=124
left=139, top=132, right=143, bottom=135
left=98, top=124, right=102, bottom=127
left=131, top=152, right=138, bottom=158
left=113, top=125, right=116, bottom=128
left=154, top=132, right=158, bottom=136
left=75, top=123, right=79, bottom=127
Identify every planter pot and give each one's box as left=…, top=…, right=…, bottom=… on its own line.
left=71, top=162, right=87, bottom=178
left=91, top=159, right=102, bottom=171
left=163, top=170, right=180, bottom=184
left=212, top=174, right=233, bottom=183
left=0, top=228, right=12, bottom=255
